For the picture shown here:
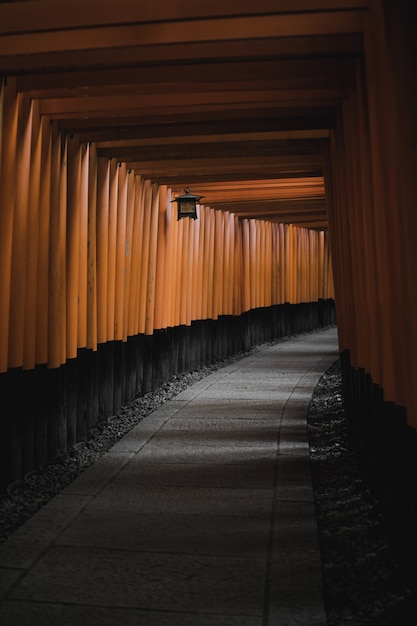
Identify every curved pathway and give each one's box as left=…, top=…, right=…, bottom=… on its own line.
left=0, top=327, right=339, bottom=626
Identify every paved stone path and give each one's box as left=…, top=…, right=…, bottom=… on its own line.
left=0, top=327, right=338, bottom=625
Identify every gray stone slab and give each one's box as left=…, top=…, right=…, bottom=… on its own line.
left=0, top=495, right=91, bottom=569
left=119, top=459, right=276, bottom=488
left=88, top=483, right=273, bottom=517
left=280, top=412, right=308, bottom=428
left=148, top=399, right=190, bottom=416
left=276, top=455, right=313, bottom=484
left=214, top=376, right=297, bottom=388
left=287, top=387, right=316, bottom=399
left=282, top=399, right=311, bottom=411
left=161, top=417, right=279, bottom=432
left=269, top=550, right=323, bottom=587
left=63, top=452, right=134, bottom=495
left=109, top=432, right=155, bottom=453
left=57, top=509, right=271, bottom=558
left=9, top=545, right=266, bottom=616
left=169, top=404, right=281, bottom=419
left=278, top=441, right=309, bottom=455
left=278, top=427, right=310, bottom=455
left=136, top=442, right=277, bottom=464
left=267, top=585, right=327, bottom=625
left=0, top=568, right=22, bottom=600
left=223, top=371, right=294, bottom=379
left=0, top=602, right=263, bottom=626
left=280, top=425, right=309, bottom=440
left=195, top=387, right=294, bottom=401
left=108, top=418, right=171, bottom=452
left=147, top=429, right=278, bottom=449
left=275, top=484, right=315, bottom=502
left=272, top=501, right=321, bottom=557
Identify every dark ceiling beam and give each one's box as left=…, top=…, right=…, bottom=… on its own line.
left=95, top=139, right=323, bottom=163
left=0, top=11, right=364, bottom=57
left=214, top=198, right=326, bottom=212
left=0, top=0, right=370, bottom=35
left=0, top=1, right=370, bottom=229
left=16, top=57, right=356, bottom=94
left=58, top=109, right=337, bottom=142
left=137, top=170, right=325, bottom=187
left=1, top=34, right=363, bottom=75
left=95, top=130, right=329, bottom=151
left=38, top=89, right=347, bottom=118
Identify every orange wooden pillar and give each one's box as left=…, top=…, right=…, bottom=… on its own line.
left=186, top=216, right=195, bottom=327
left=179, top=215, right=189, bottom=326
left=322, top=143, right=344, bottom=338
left=317, top=230, right=325, bottom=300
left=8, top=93, right=31, bottom=368
left=21, top=100, right=41, bottom=370
left=161, top=190, right=175, bottom=329
left=324, top=124, right=356, bottom=361
left=265, top=222, right=273, bottom=308
left=271, top=224, right=279, bottom=305
left=0, top=76, right=16, bottom=365
left=114, top=163, right=127, bottom=341
left=35, top=115, right=52, bottom=366
left=258, top=221, right=265, bottom=308
left=173, top=209, right=184, bottom=327
left=289, top=225, right=297, bottom=304
left=241, top=219, right=251, bottom=313
left=232, top=215, right=242, bottom=316
left=96, top=158, right=110, bottom=344
left=222, top=212, right=230, bottom=316
left=381, top=1, right=417, bottom=428
left=136, top=179, right=150, bottom=333
left=353, top=64, right=380, bottom=381
left=87, top=143, right=98, bottom=352
left=364, top=2, right=412, bottom=416
left=153, top=185, right=168, bottom=331
left=248, top=219, right=257, bottom=310
left=77, top=142, right=89, bottom=349
left=131, top=176, right=145, bottom=336
left=193, top=204, right=203, bottom=321
left=192, top=205, right=202, bottom=322
left=169, top=205, right=178, bottom=328
left=65, top=135, right=82, bottom=359
left=204, top=208, right=215, bottom=321
left=47, top=125, right=67, bottom=368
left=144, top=184, right=160, bottom=335
left=278, top=224, right=286, bottom=304
left=122, top=170, right=136, bottom=341
left=106, top=159, right=118, bottom=340
left=213, top=210, right=224, bottom=320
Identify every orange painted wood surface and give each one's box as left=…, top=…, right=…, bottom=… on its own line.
left=0, top=77, right=335, bottom=376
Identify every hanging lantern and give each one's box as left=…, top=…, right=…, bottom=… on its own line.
left=171, top=188, right=204, bottom=220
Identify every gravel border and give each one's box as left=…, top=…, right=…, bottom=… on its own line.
left=307, top=359, right=414, bottom=625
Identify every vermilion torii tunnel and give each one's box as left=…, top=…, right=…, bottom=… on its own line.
left=0, top=0, right=416, bottom=600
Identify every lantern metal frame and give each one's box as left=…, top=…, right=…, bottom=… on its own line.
left=171, top=189, right=204, bottom=220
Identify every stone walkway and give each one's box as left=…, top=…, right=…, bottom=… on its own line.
left=0, top=328, right=339, bottom=626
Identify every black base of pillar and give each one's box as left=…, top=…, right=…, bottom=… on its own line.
left=341, top=350, right=417, bottom=601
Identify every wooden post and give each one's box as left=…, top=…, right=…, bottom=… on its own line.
left=145, top=183, right=160, bottom=335
left=114, top=163, right=127, bottom=341
left=96, top=158, right=110, bottom=344
left=36, top=115, right=52, bottom=365
left=24, top=99, right=41, bottom=370
left=9, top=93, right=31, bottom=368
left=154, top=185, right=167, bottom=330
